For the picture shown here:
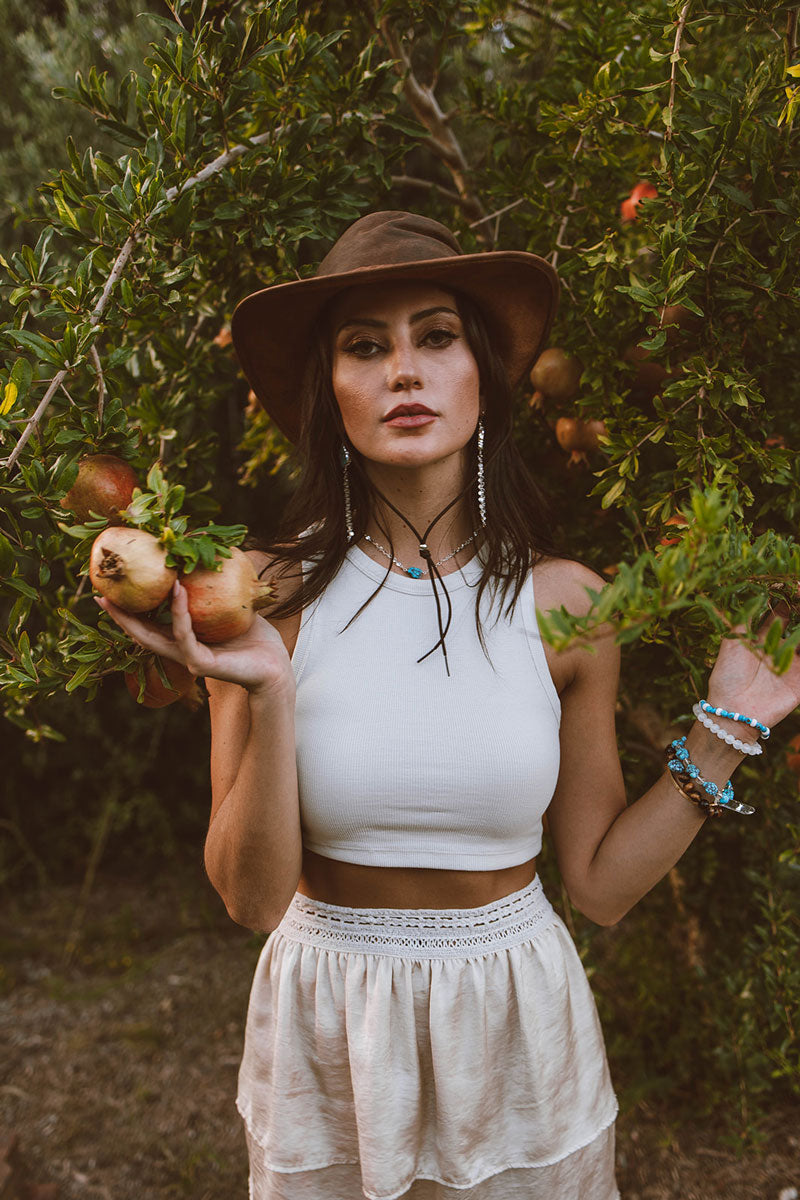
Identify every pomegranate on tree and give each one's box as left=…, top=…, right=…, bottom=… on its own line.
left=90, top=527, right=176, bottom=613
left=529, top=348, right=582, bottom=410
left=620, top=181, right=658, bottom=223
left=124, top=655, right=203, bottom=710
left=657, top=303, right=701, bottom=343
left=623, top=342, right=669, bottom=400
left=554, top=417, right=607, bottom=466
left=60, top=454, right=139, bottom=523
left=181, top=547, right=274, bottom=643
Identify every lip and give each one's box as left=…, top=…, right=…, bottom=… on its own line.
left=382, top=403, right=437, bottom=427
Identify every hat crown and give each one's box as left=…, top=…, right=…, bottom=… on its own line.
left=316, top=211, right=463, bottom=278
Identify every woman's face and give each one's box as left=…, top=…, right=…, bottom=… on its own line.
left=329, top=281, right=481, bottom=474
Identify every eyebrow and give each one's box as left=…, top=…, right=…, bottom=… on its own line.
left=335, top=306, right=460, bottom=335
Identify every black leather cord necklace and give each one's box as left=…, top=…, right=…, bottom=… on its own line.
left=367, top=474, right=479, bottom=677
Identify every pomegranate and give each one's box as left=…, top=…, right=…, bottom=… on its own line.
left=623, top=343, right=669, bottom=400
left=554, top=416, right=606, bottom=465
left=181, top=547, right=274, bottom=643
left=529, top=348, right=582, bottom=409
left=657, top=303, right=701, bottom=343
left=60, top=454, right=139, bottom=523
left=658, top=514, right=689, bottom=547
left=90, top=527, right=176, bottom=612
left=620, top=181, right=658, bottom=223
left=124, top=655, right=203, bottom=710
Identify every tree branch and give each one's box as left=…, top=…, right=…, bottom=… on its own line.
left=390, top=174, right=462, bottom=205
left=549, top=133, right=584, bottom=268
left=89, top=344, right=105, bottom=425
left=1, top=112, right=351, bottom=475
left=513, top=2, right=572, bottom=34
left=2, top=228, right=139, bottom=472
left=377, top=16, right=487, bottom=231
left=665, top=2, right=692, bottom=143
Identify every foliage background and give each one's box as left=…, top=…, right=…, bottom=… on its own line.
left=1, top=0, right=799, bottom=1140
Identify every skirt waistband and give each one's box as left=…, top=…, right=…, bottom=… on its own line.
left=274, top=875, right=557, bottom=959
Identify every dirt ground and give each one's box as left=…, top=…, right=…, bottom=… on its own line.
left=1, top=866, right=798, bottom=1200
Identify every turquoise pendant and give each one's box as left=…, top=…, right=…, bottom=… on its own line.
left=407, top=567, right=423, bottom=578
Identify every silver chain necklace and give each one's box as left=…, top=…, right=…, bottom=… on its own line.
left=362, top=530, right=480, bottom=578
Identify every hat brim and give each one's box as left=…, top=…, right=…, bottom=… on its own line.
left=231, top=251, right=559, bottom=444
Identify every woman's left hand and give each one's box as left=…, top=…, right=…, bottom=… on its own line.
left=707, top=608, right=800, bottom=732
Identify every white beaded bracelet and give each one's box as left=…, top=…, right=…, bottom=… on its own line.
left=692, top=703, right=763, bottom=755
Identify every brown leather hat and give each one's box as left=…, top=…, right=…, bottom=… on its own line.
left=231, top=210, right=559, bottom=443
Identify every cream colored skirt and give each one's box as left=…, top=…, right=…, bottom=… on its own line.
left=237, top=877, right=619, bottom=1200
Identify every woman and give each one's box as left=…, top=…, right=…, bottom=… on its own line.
left=96, top=211, right=800, bottom=1199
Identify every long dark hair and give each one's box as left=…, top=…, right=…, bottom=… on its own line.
left=251, top=288, right=563, bottom=635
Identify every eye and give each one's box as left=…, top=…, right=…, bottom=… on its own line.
left=423, top=327, right=458, bottom=348
left=343, top=337, right=383, bottom=358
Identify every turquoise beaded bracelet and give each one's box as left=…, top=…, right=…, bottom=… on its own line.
left=699, top=700, right=770, bottom=740
left=665, top=736, right=755, bottom=817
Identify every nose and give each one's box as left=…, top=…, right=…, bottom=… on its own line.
left=386, top=338, right=423, bottom=392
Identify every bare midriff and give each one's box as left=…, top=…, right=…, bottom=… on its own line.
left=296, top=847, right=538, bottom=910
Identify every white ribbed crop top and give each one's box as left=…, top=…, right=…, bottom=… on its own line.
left=291, top=544, right=562, bottom=870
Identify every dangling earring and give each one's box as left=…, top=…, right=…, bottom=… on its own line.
left=477, top=416, right=487, bottom=528
left=340, top=444, right=355, bottom=542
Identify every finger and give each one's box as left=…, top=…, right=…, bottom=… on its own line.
left=167, top=581, right=219, bottom=675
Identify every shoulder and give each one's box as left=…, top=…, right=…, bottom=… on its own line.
left=532, top=555, right=608, bottom=619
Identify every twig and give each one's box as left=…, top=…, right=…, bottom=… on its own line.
left=469, top=196, right=527, bottom=228
left=549, top=134, right=584, bottom=268
left=89, top=344, right=105, bottom=424
left=185, top=313, right=207, bottom=350
left=390, top=174, right=462, bottom=205
left=695, top=387, right=706, bottom=488
left=665, top=2, right=692, bottom=144
left=378, top=16, right=486, bottom=229
left=513, top=1, right=572, bottom=33
left=3, top=229, right=139, bottom=473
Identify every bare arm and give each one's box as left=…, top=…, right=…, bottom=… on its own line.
left=542, top=561, right=800, bottom=926
left=96, top=549, right=303, bottom=932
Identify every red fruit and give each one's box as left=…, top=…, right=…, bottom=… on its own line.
left=623, top=343, right=670, bottom=400
left=125, top=655, right=202, bottom=709
left=60, top=454, right=139, bottom=523
left=181, top=547, right=274, bottom=643
left=658, top=514, right=689, bottom=547
left=656, top=304, right=701, bottom=342
left=621, top=181, right=658, bottom=223
left=90, top=527, right=176, bottom=613
left=555, top=416, right=607, bottom=465
left=529, top=348, right=582, bottom=404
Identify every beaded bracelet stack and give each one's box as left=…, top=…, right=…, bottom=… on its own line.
left=692, top=703, right=763, bottom=755
left=663, top=699, right=769, bottom=818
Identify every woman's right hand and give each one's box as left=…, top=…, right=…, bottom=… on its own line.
left=95, top=578, right=295, bottom=698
